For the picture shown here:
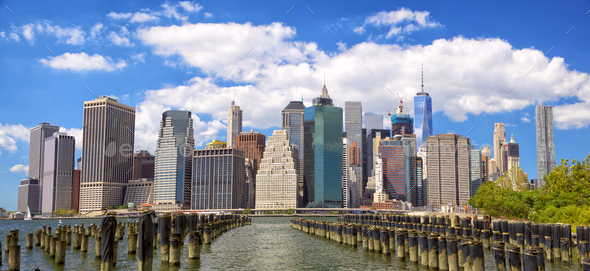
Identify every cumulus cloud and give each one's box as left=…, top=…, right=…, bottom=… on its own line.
left=90, top=23, right=105, bottom=39
left=0, top=123, right=29, bottom=154
left=204, top=12, right=213, bottom=18
left=39, top=52, right=127, bottom=72
left=22, top=24, right=36, bottom=43
left=132, top=52, right=146, bottom=63
left=107, top=12, right=132, bottom=20
left=130, top=12, right=159, bottom=23
left=108, top=27, right=134, bottom=47
left=161, top=3, right=188, bottom=21
left=521, top=116, right=531, bottom=122
left=9, top=32, right=20, bottom=41
left=9, top=164, right=28, bottom=174
left=179, top=1, right=203, bottom=13
left=43, top=24, right=86, bottom=45
left=359, top=8, right=442, bottom=38
left=0, top=31, right=5, bottom=38
left=130, top=21, right=590, bottom=150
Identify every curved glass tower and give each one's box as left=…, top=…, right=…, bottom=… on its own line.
left=414, top=67, right=433, bottom=152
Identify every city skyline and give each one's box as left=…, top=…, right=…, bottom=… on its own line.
left=2, top=1, right=590, bottom=209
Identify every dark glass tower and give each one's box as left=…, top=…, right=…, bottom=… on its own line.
left=303, top=84, right=343, bottom=208
left=414, top=65, right=433, bottom=152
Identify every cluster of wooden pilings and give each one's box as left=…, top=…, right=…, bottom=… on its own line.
left=291, top=214, right=590, bottom=271
left=1, top=212, right=251, bottom=271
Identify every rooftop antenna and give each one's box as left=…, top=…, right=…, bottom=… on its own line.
left=301, top=94, right=303, bottom=103
left=421, top=63, right=424, bottom=92
left=323, top=71, right=325, bottom=86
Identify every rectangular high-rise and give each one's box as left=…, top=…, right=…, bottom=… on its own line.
left=80, top=95, right=135, bottom=213
left=17, top=178, right=41, bottom=215
left=345, top=102, right=363, bottom=186
left=42, top=132, right=75, bottom=216
left=282, top=101, right=305, bottom=188
left=227, top=101, right=242, bottom=148
left=303, top=84, right=343, bottom=208
left=154, top=110, right=194, bottom=210
left=536, top=105, right=556, bottom=188
left=426, top=134, right=471, bottom=208
left=365, top=113, right=383, bottom=131
left=342, top=136, right=350, bottom=208
left=133, top=150, right=155, bottom=180
left=470, top=147, right=482, bottom=197
left=29, top=123, right=61, bottom=179
left=192, top=145, right=245, bottom=209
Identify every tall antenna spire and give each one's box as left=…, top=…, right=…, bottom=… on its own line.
left=323, top=71, right=325, bottom=86
left=421, top=63, right=424, bottom=92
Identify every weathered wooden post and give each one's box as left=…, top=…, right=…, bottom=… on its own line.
left=428, top=234, right=439, bottom=269
left=100, top=214, right=117, bottom=271
left=26, top=234, right=33, bottom=249
left=492, top=242, right=506, bottom=271
left=462, top=239, right=472, bottom=271
left=159, top=214, right=171, bottom=263
left=34, top=230, right=41, bottom=247
left=55, top=240, right=66, bottom=264
left=8, top=245, right=20, bottom=271
left=470, top=241, right=484, bottom=271
left=169, top=237, right=181, bottom=266
left=138, top=211, right=155, bottom=271
left=50, top=237, right=57, bottom=258
left=81, top=232, right=89, bottom=252
left=419, top=232, right=429, bottom=267
left=447, top=236, right=459, bottom=271
left=189, top=231, right=201, bottom=260
left=439, top=236, right=448, bottom=270
left=507, top=244, right=522, bottom=271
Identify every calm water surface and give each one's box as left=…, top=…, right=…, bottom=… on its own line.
left=0, top=217, right=581, bottom=270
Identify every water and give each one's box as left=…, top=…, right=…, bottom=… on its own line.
left=0, top=217, right=581, bottom=270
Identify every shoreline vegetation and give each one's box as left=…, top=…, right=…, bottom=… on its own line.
left=469, top=154, right=590, bottom=227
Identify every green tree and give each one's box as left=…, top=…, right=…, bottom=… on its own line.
left=243, top=209, right=252, bottom=214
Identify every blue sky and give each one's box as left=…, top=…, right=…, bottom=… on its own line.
left=1, top=0, right=590, bottom=210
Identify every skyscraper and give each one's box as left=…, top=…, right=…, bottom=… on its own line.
left=42, top=132, right=75, bottom=216
left=17, top=178, right=41, bottom=215
left=133, top=150, right=155, bottom=180
left=154, top=110, right=194, bottom=210
left=192, top=143, right=245, bottom=209
left=470, top=147, right=482, bottom=197
left=378, top=143, right=407, bottom=202
left=426, top=134, right=471, bottom=208
left=414, top=66, right=433, bottom=152
left=416, top=157, right=424, bottom=207
left=342, top=135, right=350, bottom=208
left=227, top=101, right=242, bottom=148
left=507, top=134, right=520, bottom=179
left=303, top=83, right=343, bottom=208
left=282, top=101, right=305, bottom=191
left=536, top=105, right=556, bottom=188
left=255, top=130, right=298, bottom=209
left=493, top=123, right=506, bottom=174
left=366, top=129, right=391, bottom=182
left=80, top=95, right=135, bottom=213
left=365, top=113, right=383, bottom=131
left=29, top=123, right=61, bottom=180
left=244, top=159, right=254, bottom=209
left=345, top=102, right=363, bottom=188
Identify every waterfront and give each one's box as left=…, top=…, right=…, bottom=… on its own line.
left=0, top=217, right=582, bottom=270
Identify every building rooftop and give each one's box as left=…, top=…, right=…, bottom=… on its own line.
left=284, top=101, right=306, bottom=110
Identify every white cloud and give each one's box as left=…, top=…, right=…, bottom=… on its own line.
left=0, top=31, right=5, bottom=38
left=131, top=22, right=590, bottom=151
left=131, top=52, right=146, bottom=63
left=43, top=24, right=86, bottom=45
left=107, top=12, right=132, bottom=20
left=204, top=12, right=213, bottom=18
left=353, top=26, right=365, bottom=34
left=179, top=1, right=203, bottom=13
left=0, top=123, right=29, bottom=154
left=161, top=3, right=188, bottom=21
left=130, top=12, right=159, bottom=23
left=90, top=23, right=105, bottom=39
left=59, top=127, right=83, bottom=150
left=9, top=164, right=28, bottom=174
left=22, top=24, right=35, bottom=43
left=363, top=8, right=441, bottom=38
left=108, top=27, right=134, bottom=47
left=9, top=33, right=20, bottom=41
left=39, top=52, right=127, bottom=72
left=521, top=116, right=531, bottom=122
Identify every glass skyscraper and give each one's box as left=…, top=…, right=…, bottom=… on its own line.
left=535, top=105, right=556, bottom=188
left=414, top=90, right=433, bottom=152
left=154, top=110, right=194, bottom=210
left=303, top=84, right=343, bottom=208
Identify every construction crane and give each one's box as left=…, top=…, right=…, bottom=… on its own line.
left=387, top=97, right=398, bottom=116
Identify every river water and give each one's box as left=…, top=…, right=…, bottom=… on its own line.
left=0, top=217, right=581, bottom=270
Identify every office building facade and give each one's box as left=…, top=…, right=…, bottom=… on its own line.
left=255, top=130, right=299, bottom=209
left=345, top=101, right=363, bottom=189
left=227, top=101, right=242, bottom=148
left=133, top=150, right=155, bottom=180
left=17, top=178, right=41, bottom=215
left=365, top=113, right=383, bottom=131
left=42, top=132, right=76, bottom=216
left=29, top=123, right=61, bottom=180
left=244, top=159, right=254, bottom=209
left=391, top=102, right=414, bottom=136
left=426, top=134, right=471, bottom=208
left=235, top=130, right=266, bottom=207
left=192, top=146, right=245, bottom=209
left=80, top=95, right=135, bottom=212
left=154, top=110, right=194, bottom=210
left=303, top=84, right=343, bottom=208
left=470, top=147, right=482, bottom=197
left=493, top=123, right=506, bottom=174
left=123, top=178, right=154, bottom=207
left=414, top=73, right=433, bottom=152
left=535, top=105, right=556, bottom=188
left=282, top=101, right=305, bottom=187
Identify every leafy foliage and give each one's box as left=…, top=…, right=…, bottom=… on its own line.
left=243, top=209, right=252, bottom=214
left=468, top=154, right=590, bottom=225
left=52, top=209, right=78, bottom=217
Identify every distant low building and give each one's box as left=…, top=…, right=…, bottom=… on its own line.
left=9, top=212, right=25, bottom=220
left=124, top=179, right=154, bottom=208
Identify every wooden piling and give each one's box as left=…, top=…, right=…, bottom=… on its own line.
left=26, top=234, right=33, bottom=249
left=189, top=231, right=201, bottom=259
left=138, top=211, right=155, bottom=271
left=169, top=237, right=181, bottom=266
left=50, top=237, right=57, bottom=258
left=55, top=240, right=66, bottom=264
left=100, top=215, right=117, bottom=271
left=159, top=214, right=171, bottom=263
left=8, top=245, right=20, bottom=271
